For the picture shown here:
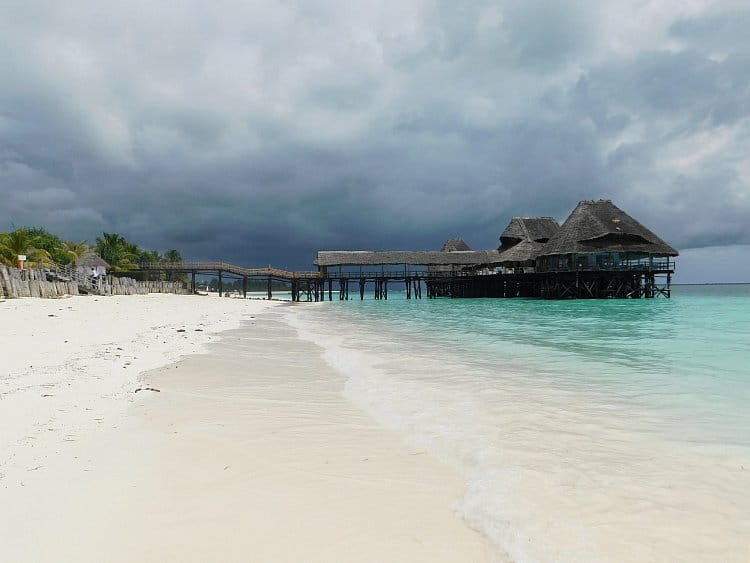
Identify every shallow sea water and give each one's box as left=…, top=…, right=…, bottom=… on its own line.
left=288, top=285, right=750, bottom=562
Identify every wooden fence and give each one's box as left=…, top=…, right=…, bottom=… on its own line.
left=0, top=265, right=79, bottom=299
left=0, top=265, right=190, bottom=299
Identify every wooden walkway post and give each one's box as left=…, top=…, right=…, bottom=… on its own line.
left=267, top=277, right=272, bottom=300
left=218, top=270, right=223, bottom=297
left=242, top=276, right=248, bottom=298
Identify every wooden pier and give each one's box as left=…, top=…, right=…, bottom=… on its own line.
left=134, top=262, right=320, bottom=301
left=302, top=268, right=673, bottom=301
left=134, top=260, right=673, bottom=302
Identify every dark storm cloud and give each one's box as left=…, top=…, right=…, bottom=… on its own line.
left=1, top=1, right=749, bottom=273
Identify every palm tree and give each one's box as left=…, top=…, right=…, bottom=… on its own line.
left=26, top=227, right=68, bottom=264
left=161, top=249, right=185, bottom=282
left=94, top=232, right=139, bottom=272
left=0, top=229, right=53, bottom=267
left=139, top=249, right=162, bottom=264
left=62, top=240, right=90, bottom=263
left=163, top=249, right=183, bottom=263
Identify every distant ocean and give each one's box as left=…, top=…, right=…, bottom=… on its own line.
left=289, top=285, right=750, bottom=562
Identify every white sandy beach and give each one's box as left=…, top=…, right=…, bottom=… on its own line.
left=0, top=295, right=491, bottom=562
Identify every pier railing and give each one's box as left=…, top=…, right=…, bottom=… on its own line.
left=540, top=260, right=675, bottom=274
left=137, top=262, right=321, bottom=280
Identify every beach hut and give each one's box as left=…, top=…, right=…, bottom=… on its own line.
left=75, top=254, right=109, bottom=278
left=536, top=200, right=678, bottom=272
left=496, top=217, right=560, bottom=273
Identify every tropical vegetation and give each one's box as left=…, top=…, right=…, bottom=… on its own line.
left=0, top=227, right=185, bottom=276
left=0, top=228, right=54, bottom=267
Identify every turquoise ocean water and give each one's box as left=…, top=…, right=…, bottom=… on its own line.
left=289, top=285, right=750, bottom=562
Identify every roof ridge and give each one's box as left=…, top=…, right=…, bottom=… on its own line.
left=539, top=200, right=678, bottom=257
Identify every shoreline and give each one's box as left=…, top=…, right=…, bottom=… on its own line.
left=1, top=297, right=492, bottom=562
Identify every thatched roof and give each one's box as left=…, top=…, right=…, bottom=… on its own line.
left=441, top=238, right=472, bottom=252
left=497, top=239, right=548, bottom=264
left=315, top=250, right=501, bottom=267
left=75, top=254, right=109, bottom=268
left=500, top=217, right=560, bottom=246
left=496, top=217, right=560, bottom=264
left=540, top=200, right=679, bottom=257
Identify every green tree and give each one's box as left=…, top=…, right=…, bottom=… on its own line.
left=94, top=232, right=139, bottom=272
left=0, top=228, right=53, bottom=267
left=26, top=228, right=68, bottom=265
left=139, top=249, right=162, bottom=264
left=163, top=249, right=183, bottom=263
left=162, top=249, right=185, bottom=282
left=62, top=240, right=90, bottom=263
left=135, top=249, right=162, bottom=281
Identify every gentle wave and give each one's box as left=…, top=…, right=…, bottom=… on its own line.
left=286, top=286, right=750, bottom=562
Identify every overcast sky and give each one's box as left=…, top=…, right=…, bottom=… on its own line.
left=1, top=1, right=749, bottom=281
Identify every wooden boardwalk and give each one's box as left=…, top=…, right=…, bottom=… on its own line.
left=135, top=262, right=320, bottom=300
left=135, top=261, right=433, bottom=301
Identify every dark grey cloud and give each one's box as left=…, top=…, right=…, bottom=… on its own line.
left=1, top=0, right=749, bottom=277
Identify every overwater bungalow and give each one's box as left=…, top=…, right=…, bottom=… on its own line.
left=310, top=199, right=676, bottom=300
left=495, top=217, right=560, bottom=274
left=536, top=200, right=678, bottom=273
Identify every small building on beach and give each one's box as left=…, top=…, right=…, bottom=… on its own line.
left=75, top=254, right=109, bottom=278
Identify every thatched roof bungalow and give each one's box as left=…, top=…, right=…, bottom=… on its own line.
left=499, top=217, right=560, bottom=248
left=537, top=200, right=678, bottom=272
left=495, top=217, right=560, bottom=271
left=312, top=200, right=676, bottom=281
left=75, top=254, right=109, bottom=277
